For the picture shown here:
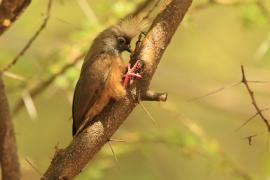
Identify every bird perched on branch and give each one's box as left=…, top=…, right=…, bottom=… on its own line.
left=72, top=17, right=147, bottom=136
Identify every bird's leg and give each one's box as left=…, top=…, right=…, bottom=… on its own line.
left=123, top=60, right=144, bottom=88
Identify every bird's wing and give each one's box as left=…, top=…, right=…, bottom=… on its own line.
left=72, top=54, right=112, bottom=136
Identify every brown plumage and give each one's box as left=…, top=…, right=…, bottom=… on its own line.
left=72, top=17, right=146, bottom=136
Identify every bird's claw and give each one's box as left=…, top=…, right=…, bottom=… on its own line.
left=123, top=60, right=144, bottom=88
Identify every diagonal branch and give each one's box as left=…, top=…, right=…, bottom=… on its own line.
left=12, top=52, right=85, bottom=115
left=240, top=65, right=270, bottom=132
left=42, top=0, right=192, bottom=179
left=236, top=108, right=269, bottom=131
left=0, top=0, right=53, bottom=73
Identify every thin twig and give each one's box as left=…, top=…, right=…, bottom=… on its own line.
left=267, top=132, right=269, bottom=151
left=2, top=71, right=26, bottom=81
left=189, top=79, right=269, bottom=102
left=240, top=65, right=270, bottom=132
left=109, top=138, right=127, bottom=143
left=235, top=108, right=269, bottom=131
left=12, top=53, right=85, bottom=115
left=21, top=90, right=38, bottom=120
left=25, top=158, right=43, bottom=177
left=188, top=82, right=241, bottom=102
left=160, top=104, right=253, bottom=180
left=138, top=101, right=157, bottom=126
left=107, top=141, right=118, bottom=166
left=0, top=0, right=53, bottom=73
left=247, top=80, right=269, bottom=84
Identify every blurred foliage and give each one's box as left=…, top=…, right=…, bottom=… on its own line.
left=241, top=2, right=268, bottom=27
left=1, top=0, right=270, bottom=180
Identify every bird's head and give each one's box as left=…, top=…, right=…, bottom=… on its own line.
left=98, top=16, right=148, bottom=54
left=115, top=34, right=132, bottom=53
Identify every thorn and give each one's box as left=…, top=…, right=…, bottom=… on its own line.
left=188, top=82, right=241, bottom=102
left=267, top=132, right=269, bottom=152
left=107, top=141, right=119, bottom=167
left=235, top=108, right=269, bottom=131
left=243, top=134, right=258, bottom=146
left=25, top=158, right=43, bottom=177
left=235, top=112, right=259, bottom=131
left=109, top=138, right=127, bottom=143
left=242, top=131, right=267, bottom=146
left=247, top=80, right=269, bottom=84
left=139, top=101, right=157, bottom=126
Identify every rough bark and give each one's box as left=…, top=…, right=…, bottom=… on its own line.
left=42, top=0, right=192, bottom=179
left=0, top=0, right=32, bottom=179
left=0, top=77, right=20, bottom=180
left=0, top=0, right=31, bottom=35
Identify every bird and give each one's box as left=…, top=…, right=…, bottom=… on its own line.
left=72, top=17, right=147, bottom=136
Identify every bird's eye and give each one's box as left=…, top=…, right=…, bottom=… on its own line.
left=118, top=37, right=126, bottom=44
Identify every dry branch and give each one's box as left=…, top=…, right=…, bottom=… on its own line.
left=0, top=77, right=20, bottom=180
left=42, top=0, right=192, bottom=179
left=240, top=65, right=270, bottom=132
left=1, top=0, right=52, bottom=73
left=0, top=0, right=31, bottom=35
left=12, top=53, right=85, bottom=114
left=0, top=1, right=33, bottom=179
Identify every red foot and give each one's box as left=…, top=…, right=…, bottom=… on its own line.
left=123, top=60, right=143, bottom=88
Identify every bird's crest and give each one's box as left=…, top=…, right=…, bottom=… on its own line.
left=117, top=16, right=149, bottom=38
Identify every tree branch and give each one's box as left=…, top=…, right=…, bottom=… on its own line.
left=0, top=77, right=20, bottom=180
left=240, top=65, right=270, bottom=132
left=0, top=0, right=52, bottom=73
left=0, top=0, right=31, bottom=35
left=42, top=0, right=192, bottom=179
left=12, top=52, right=85, bottom=115
left=141, top=91, right=167, bottom=101
left=0, top=1, right=33, bottom=179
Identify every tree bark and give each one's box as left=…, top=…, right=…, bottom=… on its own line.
left=0, top=0, right=32, bottom=179
left=0, top=77, right=20, bottom=180
left=42, top=0, right=192, bottom=179
left=0, top=0, right=31, bottom=35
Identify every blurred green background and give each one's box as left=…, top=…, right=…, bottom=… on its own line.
left=1, top=0, right=270, bottom=179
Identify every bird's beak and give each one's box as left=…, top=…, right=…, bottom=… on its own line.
left=126, top=45, right=132, bottom=53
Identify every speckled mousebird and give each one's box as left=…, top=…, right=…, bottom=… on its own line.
left=72, top=17, right=147, bottom=136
